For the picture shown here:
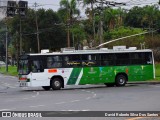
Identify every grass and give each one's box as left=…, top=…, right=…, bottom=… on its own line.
left=0, top=64, right=160, bottom=80
left=155, top=64, right=160, bottom=80
left=0, top=66, right=18, bottom=76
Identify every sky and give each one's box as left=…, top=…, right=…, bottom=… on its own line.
left=27, top=0, right=159, bottom=19
left=26, top=0, right=159, bottom=11
left=27, top=0, right=62, bottom=11
left=0, top=0, right=159, bottom=20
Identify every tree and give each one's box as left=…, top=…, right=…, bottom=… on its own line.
left=124, top=6, right=144, bottom=28
left=0, top=21, right=6, bottom=61
left=142, top=5, right=159, bottom=29
left=83, top=0, right=96, bottom=39
left=103, top=27, right=145, bottom=48
left=59, top=0, right=80, bottom=47
left=104, top=8, right=126, bottom=30
left=71, top=23, right=86, bottom=49
left=7, top=8, right=66, bottom=54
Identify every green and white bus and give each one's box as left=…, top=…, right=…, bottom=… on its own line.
left=18, top=46, right=155, bottom=90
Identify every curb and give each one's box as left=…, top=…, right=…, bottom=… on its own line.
left=128, top=81, right=160, bottom=85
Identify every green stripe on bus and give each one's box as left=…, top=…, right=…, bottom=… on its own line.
left=67, top=68, right=82, bottom=85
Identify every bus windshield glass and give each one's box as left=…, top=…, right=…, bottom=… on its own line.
left=19, top=60, right=29, bottom=75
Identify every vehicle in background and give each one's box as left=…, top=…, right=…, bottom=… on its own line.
left=0, top=61, right=6, bottom=66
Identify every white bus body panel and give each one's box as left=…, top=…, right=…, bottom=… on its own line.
left=22, top=68, right=73, bottom=87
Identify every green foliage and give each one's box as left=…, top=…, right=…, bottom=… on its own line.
left=8, top=8, right=66, bottom=53
left=71, top=24, right=86, bottom=45
left=103, top=27, right=144, bottom=48
left=155, top=64, right=160, bottom=80
left=105, top=27, right=144, bottom=39
left=59, top=0, right=80, bottom=23
left=8, top=44, right=16, bottom=59
left=125, top=5, right=160, bottom=29
left=103, top=8, right=125, bottom=30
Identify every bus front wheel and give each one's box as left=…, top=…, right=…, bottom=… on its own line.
left=115, top=74, right=127, bottom=87
left=51, top=78, right=62, bottom=90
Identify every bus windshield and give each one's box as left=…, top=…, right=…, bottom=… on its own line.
left=19, top=59, right=29, bottom=75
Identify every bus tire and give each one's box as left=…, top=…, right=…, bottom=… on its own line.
left=115, top=74, right=127, bottom=87
left=51, top=78, right=62, bottom=90
left=42, top=86, right=50, bottom=91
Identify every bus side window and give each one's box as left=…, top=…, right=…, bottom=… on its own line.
left=130, top=52, right=146, bottom=65
left=115, top=53, right=129, bottom=66
left=64, top=55, right=81, bottom=67
left=47, top=56, right=62, bottom=68
left=82, top=54, right=97, bottom=67
left=145, top=52, right=152, bottom=64
left=101, top=54, right=114, bottom=66
left=32, top=60, right=44, bottom=73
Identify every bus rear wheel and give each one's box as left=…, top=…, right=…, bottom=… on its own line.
left=51, top=78, right=62, bottom=90
left=115, top=74, right=127, bottom=87
left=42, top=86, right=51, bottom=91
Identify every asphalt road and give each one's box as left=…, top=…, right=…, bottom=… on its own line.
left=0, top=73, right=160, bottom=120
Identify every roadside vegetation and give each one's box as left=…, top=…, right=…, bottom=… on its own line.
left=155, top=64, right=160, bottom=80
left=0, top=66, right=17, bottom=76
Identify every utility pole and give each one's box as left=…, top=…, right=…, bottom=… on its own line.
left=5, top=0, right=17, bottom=72
left=67, top=0, right=70, bottom=47
left=99, top=0, right=103, bottom=46
left=18, top=0, right=28, bottom=55
left=19, top=17, right=22, bottom=54
left=5, top=1, right=27, bottom=72
left=92, top=3, right=96, bottom=42
left=33, top=2, right=40, bottom=53
left=95, top=0, right=126, bottom=47
left=5, top=23, right=8, bottom=72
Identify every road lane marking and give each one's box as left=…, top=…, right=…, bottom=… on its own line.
left=93, top=94, right=96, bottom=98
left=29, top=105, right=45, bottom=108
left=81, top=90, right=97, bottom=100
left=154, top=85, right=160, bottom=87
left=86, top=97, right=91, bottom=100
left=70, top=100, right=80, bottom=103
left=0, top=108, right=16, bottom=111
left=0, top=82, right=17, bottom=88
left=61, top=109, right=90, bottom=111
left=22, top=98, right=29, bottom=100
left=31, top=92, right=39, bottom=98
left=55, top=102, right=67, bottom=104
left=85, top=90, right=91, bottom=93
left=126, top=117, right=147, bottom=120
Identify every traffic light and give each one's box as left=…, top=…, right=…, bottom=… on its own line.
left=18, top=1, right=28, bottom=17
left=6, top=1, right=16, bottom=17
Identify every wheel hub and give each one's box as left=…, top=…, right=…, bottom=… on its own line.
left=54, top=81, right=60, bottom=87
